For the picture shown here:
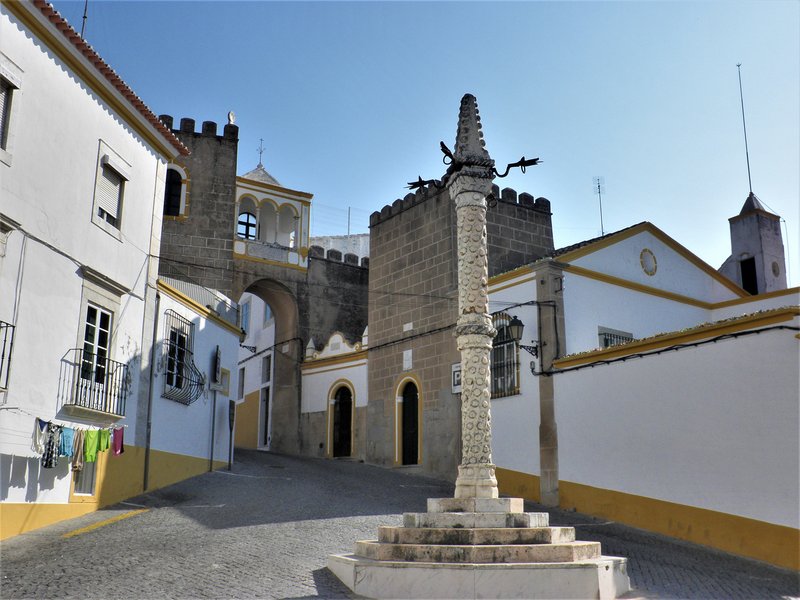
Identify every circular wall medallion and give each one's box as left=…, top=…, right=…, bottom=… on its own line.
left=640, top=248, right=657, bottom=276
left=771, top=261, right=780, bottom=277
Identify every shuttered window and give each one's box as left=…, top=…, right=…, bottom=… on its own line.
left=96, top=164, right=123, bottom=225
left=0, top=78, right=11, bottom=149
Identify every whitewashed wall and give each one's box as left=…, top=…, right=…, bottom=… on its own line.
left=0, top=4, right=166, bottom=505
left=555, top=319, right=800, bottom=528
left=488, top=275, right=541, bottom=477
left=150, top=293, right=240, bottom=462
left=302, top=360, right=368, bottom=415
left=562, top=274, right=709, bottom=354
left=237, top=292, right=276, bottom=399
left=572, top=229, right=740, bottom=304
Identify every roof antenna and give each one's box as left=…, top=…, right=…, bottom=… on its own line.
left=736, top=63, right=753, bottom=195
left=593, top=176, right=605, bottom=236
left=80, top=0, right=88, bottom=39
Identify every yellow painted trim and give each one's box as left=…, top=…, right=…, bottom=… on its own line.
left=237, top=193, right=261, bottom=209
left=557, top=223, right=747, bottom=298
left=560, top=479, right=800, bottom=571
left=326, top=379, right=356, bottom=459
left=302, top=361, right=367, bottom=376
left=393, top=374, right=424, bottom=466
left=555, top=306, right=800, bottom=368
left=496, top=467, right=541, bottom=503
left=157, top=280, right=244, bottom=337
left=62, top=508, right=148, bottom=538
left=3, top=1, right=179, bottom=160
left=233, top=252, right=308, bottom=272
left=488, top=264, right=534, bottom=287
left=713, top=286, right=800, bottom=309
left=565, top=264, right=714, bottom=308
left=490, top=276, right=536, bottom=295
left=302, top=350, right=368, bottom=370
left=236, top=177, right=313, bottom=201
left=1, top=445, right=227, bottom=540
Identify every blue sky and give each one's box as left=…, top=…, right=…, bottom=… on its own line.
left=52, top=1, right=799, bottom=284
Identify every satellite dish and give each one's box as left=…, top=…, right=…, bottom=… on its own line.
left=227, top=111, right=236, bottom=125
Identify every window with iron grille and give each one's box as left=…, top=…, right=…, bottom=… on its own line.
left=491, top=313, right=520, bottom=399
left=598, top=326, right=634, bottom=349
left=163, top=310, right=204, bottom=404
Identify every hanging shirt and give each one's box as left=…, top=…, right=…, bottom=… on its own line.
left=98, top=429, right=111, bottom=453
left=41, top=423, right=62, bottom=469
left=112, top=427, right=125, bottom=456
left=59, top=427, right=75, bottom=457
left=72, top=430, right=85, bottom=472
left=84, top=430, right=100, bottom=463
left=32, top=418, right=48, bottom=454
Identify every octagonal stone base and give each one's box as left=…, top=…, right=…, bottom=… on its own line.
left=327, top=497, right=630, bottom=599
left=327, top=554, right=630, bottom=599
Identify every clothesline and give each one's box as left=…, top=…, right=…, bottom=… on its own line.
left=33, top=417, right=125, bottom=470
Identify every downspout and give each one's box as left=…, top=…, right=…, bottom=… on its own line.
left=143, top=291, right=160, bottom=491
left=209, top=389, right=217, bottom=472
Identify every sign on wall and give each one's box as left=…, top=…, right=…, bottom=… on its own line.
left=451, top=363, right=461, bottom=394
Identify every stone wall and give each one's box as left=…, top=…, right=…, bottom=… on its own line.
left=158, top=116, right=239, bottom=295
left=366, top=183, right=554, bottom=481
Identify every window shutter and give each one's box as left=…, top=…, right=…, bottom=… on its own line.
left=97, top=165, right=122, bottom=219
left=0, top=79, right=9, bottom=145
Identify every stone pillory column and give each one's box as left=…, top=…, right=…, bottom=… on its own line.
left=445, top=94, right=499, bottom=499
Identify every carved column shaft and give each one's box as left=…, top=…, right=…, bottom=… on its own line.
left=451, top=174, right=498, bottom=499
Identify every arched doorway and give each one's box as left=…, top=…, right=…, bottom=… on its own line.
left=332, top=385, right=352, bottom=458
left=401, top=381, right=419, bottom=465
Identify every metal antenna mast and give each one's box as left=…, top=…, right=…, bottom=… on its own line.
left=593, top=176, right=605, bottom=236
left=736, top=63, right=753, bottom=194
left=80, top=0, right=88, bottom=38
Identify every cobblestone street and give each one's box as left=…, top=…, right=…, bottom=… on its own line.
left=1, top=450, right=797, bottom=599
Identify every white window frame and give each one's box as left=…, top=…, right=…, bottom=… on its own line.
left=0, top=52, right=23, bottom=167
left=240, top=300, right=251, bottom=336
left=163, top=164, right=189, bottom=217
left=92, top=141, right=130, bottom=238
left=261, top=354, right=271, bottom=384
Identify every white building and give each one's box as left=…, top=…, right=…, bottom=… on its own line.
left=0, top=1, right=239, bottom=539
left=487, top=221, right=799, bottom=570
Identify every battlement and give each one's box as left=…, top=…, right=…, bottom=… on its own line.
left=309, top=245, right=369, bottom=268
left=369, top=183, right=550, bottom=228
left=159, top=114, right=238, bottom=141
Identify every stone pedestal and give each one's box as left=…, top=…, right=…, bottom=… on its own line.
left=327, top=496, right=630, bottom=599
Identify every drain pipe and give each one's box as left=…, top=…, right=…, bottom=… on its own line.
left=143, top=291, right=160, bottom=491
left=209, top=389, right=217, bottom=472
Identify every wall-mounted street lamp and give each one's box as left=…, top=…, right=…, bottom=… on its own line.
left=507, top=316, right=539, bottom=359
left=240, top=344, right=257, bottom=353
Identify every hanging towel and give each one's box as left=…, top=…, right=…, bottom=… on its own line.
left=72, top=429, right=85, bottom=472
left=41, top=423, right=62, bottom=469
left=84, top=430, right=100, bottom=463
left=59, top=427, right=75, bottom=457
left=32, top=418, right=48, bottom=454
left=112, top=427, right=125, bottom=456
left=98, top=428, right=111, bottom=453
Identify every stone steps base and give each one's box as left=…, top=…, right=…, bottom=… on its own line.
left=378, top=525, right=576, bottom=545
left=355, top=539, right=601, bottom=563
left=327, top=553, right=631, bottom=599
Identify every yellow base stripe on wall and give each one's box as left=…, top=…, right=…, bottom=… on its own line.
left=559, top=479, right=800, bottom=571
left=0, top=447, right=228, bottom=541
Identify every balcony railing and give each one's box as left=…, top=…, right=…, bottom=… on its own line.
left=0, top=320, right=14, bottom=390
left=60, top=348, right=128, bottom=417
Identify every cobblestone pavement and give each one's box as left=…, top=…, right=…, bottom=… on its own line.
left=1, top=450, right=798, bottom=599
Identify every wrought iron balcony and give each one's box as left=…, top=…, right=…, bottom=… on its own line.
left=0, top=320, right=14, bottom=390
left=61, top=348, right=128, bottom=418
left=162, top=340, right=205, bottom=405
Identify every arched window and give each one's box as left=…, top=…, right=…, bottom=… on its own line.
left=163, top=168, right=182, bottom=216
left=491, top=313, right=519, bottom=398
left=237, top=212, right=257, bottom=240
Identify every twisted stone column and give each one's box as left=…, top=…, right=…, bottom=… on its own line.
left=450, top=173, right=498, bottom=499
